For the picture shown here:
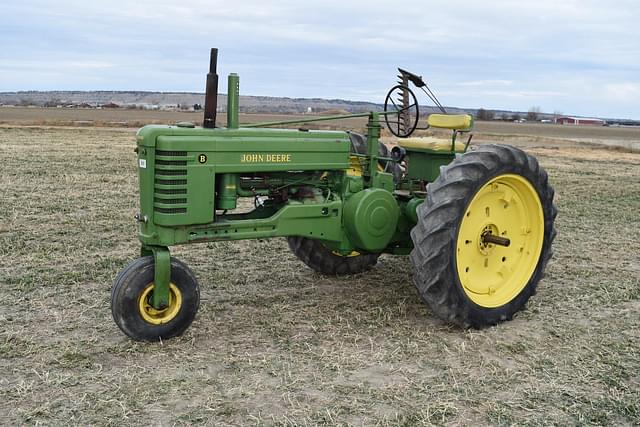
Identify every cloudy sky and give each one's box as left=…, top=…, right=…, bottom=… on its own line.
left=1, top=0, right=639, bottom=119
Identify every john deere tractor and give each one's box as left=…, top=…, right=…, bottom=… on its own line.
left=111, top=49, right=557, bottom=341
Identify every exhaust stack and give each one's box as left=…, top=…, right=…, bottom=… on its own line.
left=203, top=48, right=219, bottom=128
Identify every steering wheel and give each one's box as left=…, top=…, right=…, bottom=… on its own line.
left=383, top=84, right=419, bottom=138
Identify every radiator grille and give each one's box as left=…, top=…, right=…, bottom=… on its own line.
left=155, top=169, right=187, bottom=176
left=156, top=150, right=187, bottom=156
left=156, top=159, right=187, bottom=166
left=155, top=188, right=187, bottom=195
left=155, top=178, right=187, bottom=186
left=155, top=207, right=187, bottom=214
left=154, top=197, right=187, bottom=204
left=154, top=151, right=188, bottom=216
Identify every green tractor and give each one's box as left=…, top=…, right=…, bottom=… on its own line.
left=111, top=49, right=557, bottom=341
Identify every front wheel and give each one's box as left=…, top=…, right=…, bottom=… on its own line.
left=111, top=256, right=200, bottom=341
left=410, top=144, right=557, bottom=327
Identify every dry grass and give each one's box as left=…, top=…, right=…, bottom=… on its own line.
left=0, top=125, right=639, bottom=425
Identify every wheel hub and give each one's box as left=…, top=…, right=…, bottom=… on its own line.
left=138, top=283, right=183, bottom=325
left=478, top=224, right=500, bottom=255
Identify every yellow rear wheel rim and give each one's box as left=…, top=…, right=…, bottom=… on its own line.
left=347, top=155, right=385, bottom=177
left=456, top=174, right=544, bottom=308
left=138, top=283, right=183, bottom=325
left=331, top=250, right=361, bottom=257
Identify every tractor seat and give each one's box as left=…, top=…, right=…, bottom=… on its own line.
left=397, top=137, right=466, bottom=152
left=427, top=114, right=474, bottom=131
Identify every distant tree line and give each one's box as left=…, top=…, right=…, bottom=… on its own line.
left=476, top=108, right=494, bottom=121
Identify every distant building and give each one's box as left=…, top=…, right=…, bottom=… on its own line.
left=556, top=116, right=605, bottom=126
left=160, top=104, right=179, bottom=111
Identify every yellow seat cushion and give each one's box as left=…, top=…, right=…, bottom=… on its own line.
left=427, top=114, right=474, bottom=130
left=397, top=137, right=466, bottom=152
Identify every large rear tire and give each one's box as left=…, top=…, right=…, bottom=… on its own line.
left=410, top=144, right=557, bottom=327
left=288, top=132, right=399, bottom=275
left=287, top=236, right=379, bottom=275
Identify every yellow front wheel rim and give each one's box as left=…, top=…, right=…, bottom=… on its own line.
left=138, top=283, right=183, bottom=325
left=456, top=174, right=544, bottom=308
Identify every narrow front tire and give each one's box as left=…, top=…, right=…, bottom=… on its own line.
left=111, top=256, right=200, bottom=341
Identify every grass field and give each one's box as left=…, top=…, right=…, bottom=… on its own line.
left=0, top=122, right=639, bottom=425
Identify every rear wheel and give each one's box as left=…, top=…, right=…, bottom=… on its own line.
left=287, top=236, right=379, bottom=275
left=410, top=144, right=556, bottom=327
left=288, top=132, right=399, bottom=275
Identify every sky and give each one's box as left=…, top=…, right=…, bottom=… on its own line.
left=1, top=0, right=639, bottom=119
